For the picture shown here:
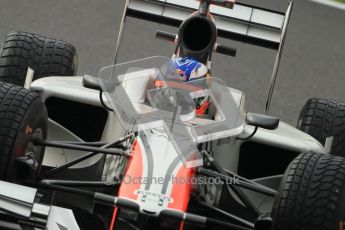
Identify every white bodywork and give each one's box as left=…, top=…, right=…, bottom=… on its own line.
left=32, top=76, right=325, bottom=172
left=31, top=75, right=326, bottom=215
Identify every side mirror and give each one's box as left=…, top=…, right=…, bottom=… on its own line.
left=82, top=75, right=102, bottom=91
left=82, top=75, right=115, bottom=92
left=246, top=112, right=280, bottom=130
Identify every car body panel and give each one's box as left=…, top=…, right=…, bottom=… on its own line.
left=32, top=76, right=325, bottom=182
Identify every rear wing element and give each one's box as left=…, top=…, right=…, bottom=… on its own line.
left=115, top=0, right=294, bottom=114
left=126, top=0, right=289, bottom=50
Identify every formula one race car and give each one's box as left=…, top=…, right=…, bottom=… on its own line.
left=1, top=0, right=345, bottom=230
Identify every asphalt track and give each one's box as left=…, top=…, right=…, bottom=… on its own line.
left=0, top=0, right=344, bottom=125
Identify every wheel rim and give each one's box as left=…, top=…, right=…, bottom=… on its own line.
left=15, top=128, right=44, bottom=181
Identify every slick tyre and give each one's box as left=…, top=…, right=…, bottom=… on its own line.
left=0, top=82, right=47, bottom=182
left=272, top=152, right=345, bottom=230
left=0, top=31, right=78, bottom=85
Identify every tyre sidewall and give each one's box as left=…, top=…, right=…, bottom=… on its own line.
left=272, top=153, right=345, bottom=230
left=5, top=95, right=47, bottom=181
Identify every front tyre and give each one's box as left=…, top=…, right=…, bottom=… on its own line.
left=297, top=98, right=345, bottom=157
left=272, top=152, right=345, bottom=230
left=0, top=82, right=47, bottom=182
left=0, top=31, right=78, bottom=85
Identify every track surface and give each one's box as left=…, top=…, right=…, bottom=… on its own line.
left=0, top=0, right=344, bottom=125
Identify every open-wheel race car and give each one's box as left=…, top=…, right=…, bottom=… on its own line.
left=1, top=0, right=345, bottom=229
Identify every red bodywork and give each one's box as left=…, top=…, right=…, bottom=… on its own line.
left=111, top=139, right=195, bottom=229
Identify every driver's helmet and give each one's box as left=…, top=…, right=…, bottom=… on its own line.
left=172, top=57, right=210, bottom=115
left=154, top=57, right=210, bottom=115
left=171, top=57, right=208, bottom=82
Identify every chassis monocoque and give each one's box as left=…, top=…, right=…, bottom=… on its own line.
left=0, top=0, right=345, bottom=230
